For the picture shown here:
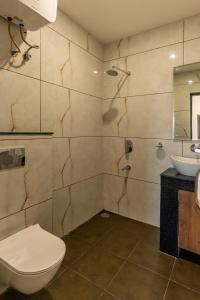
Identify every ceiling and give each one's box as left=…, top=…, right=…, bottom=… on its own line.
left=58, top=0, right=200, bottom=44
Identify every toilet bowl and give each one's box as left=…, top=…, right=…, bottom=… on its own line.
left=0, top=224, right=66, bottom=295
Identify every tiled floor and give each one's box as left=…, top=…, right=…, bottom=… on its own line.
left=1, top=212, right=200, bottom=300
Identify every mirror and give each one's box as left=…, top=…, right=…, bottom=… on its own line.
left=174, top=62, right=200, bottom=141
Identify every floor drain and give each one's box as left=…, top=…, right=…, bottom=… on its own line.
left=100, top=212, right=110, bottom=218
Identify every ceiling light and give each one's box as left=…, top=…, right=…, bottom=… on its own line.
left=93, top=70, right=98, bottom=74
left=188, top=80, right=193, bottom=85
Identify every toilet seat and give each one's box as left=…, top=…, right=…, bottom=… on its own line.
left=0, top=225, right=66, bottom=276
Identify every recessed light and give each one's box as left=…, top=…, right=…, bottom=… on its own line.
left=188, top=80, right=193, bottom=85
left=93, top=70, right=98, bottom=74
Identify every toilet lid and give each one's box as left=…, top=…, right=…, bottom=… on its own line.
left=0, top=225, right=66, bottom=275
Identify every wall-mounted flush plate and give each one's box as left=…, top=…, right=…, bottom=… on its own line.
left=0, top=147, right=25, bottom=171
left=125, top=140, right=133, bottom=153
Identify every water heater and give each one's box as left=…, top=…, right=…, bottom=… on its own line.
left=0, top=0, right=57, bottom=30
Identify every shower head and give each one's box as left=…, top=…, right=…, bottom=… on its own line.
left=106, top=66, right=131, bottom=77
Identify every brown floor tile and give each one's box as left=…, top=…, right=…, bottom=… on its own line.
left=70, top=217, right=111, bottom=245
left=62, top=236, right=92, bottom=266
left=100, top=292, right=120, bottom=300
left=72, top=246, right=123, bottom=288
left=165, top=282, right=200, bottom=300
left=108, top=261, right=168, bottom=300
left=114, top=217, right=150, bottom=238
left=0, top=289, right=23, bottom=300
left=26, top=269, right=102, bottom=300
left=172, top=259, right=200, bottom=292
left=97, top=228, right=139, bottom=259
left=128, top=241, right=174, bottom=277
left=48, top=265, right=67, bottom=286
left=143, top=226, right=160, bottom=249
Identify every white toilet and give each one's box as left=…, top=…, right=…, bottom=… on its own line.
left=0, top=224, right=66, bottom=295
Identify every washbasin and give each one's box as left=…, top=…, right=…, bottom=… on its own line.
left=170, top=155, right=200, bottom=177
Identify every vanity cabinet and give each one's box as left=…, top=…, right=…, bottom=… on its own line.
left=160, top=168, right=195, bottom=257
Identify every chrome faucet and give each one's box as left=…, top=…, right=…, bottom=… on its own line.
left=121, top=165, right=131, bottom=171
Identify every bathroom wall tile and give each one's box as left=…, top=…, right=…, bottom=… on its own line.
left=25, top=199, right=53, bottom=233
left=88, top=34, right=104, bottom=60
left=70, top=175, right=103, bottom=231
left=0, top=211, right=26, bottom=241
left=120, top=21, right=183, bottom=57
left=41, top=27, right=102, bottom=97
left=53, top=176, right=103, bottom=236
left=184, top=38, right=200, bottom=64
left=49, top=9, right=87, bottom=50
left=53, top=187, right=71, bottom=237
left=103, top=137, right=124, bottom=174
left=24, top=139, right=52, bottom=207
left=41, top=82, right=70, bottom=136
left=0, top=70, right=40, bottom=132
left=102, top=98, right=126, bottom=136
left=53, top=138, right=71, bottom=190
left=183, top=141, right=200, bottom=158
left=41, top=26, right=70, bottom=86
left=0, top=138, right=52, bottom=219
left=53, top=137, right=102, bottom=189
left=121, top=43, right=183, bottom=96
left=103, top=58, right=127, bottom=99
left=184, top=14, right=200, bottom=41
left=120, top=94, right=174, bottom=139
left=62, top=43, right=102, bottom=98
left=103, top=174, right=160, bottom=226
left=103, top=41, right=121, bottom=61
left=70, top=137, right=103, bottom=184
left=118, top=138, right=182, bottom=183
left=0, top=17, right=40, bottom=79
left=70, top=91, right=102, bottom=137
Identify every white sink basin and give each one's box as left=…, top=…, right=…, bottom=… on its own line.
left=170, top=155, right=200, bottom=177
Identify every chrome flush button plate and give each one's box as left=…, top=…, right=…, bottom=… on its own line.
left=0, top=147, right=25, bottom=170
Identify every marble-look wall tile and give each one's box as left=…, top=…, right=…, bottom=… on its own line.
left=88, top=34, right=104, bottom=60
left=103, top=41, right=121, bottom=61
left=103, top=58, right=127, bottom=99
left=184, top=14, right=200, bottom=41
left=53, top=138, right=71, bottom=190
left=49, top=10, right=87, bottom=50
left=120, top=44, right=183, bottom=96
left=102, top=98, right=126, bottom=137
left=183, top=141, right=200, bottom=158
left=119, top=94, right=174, bottom=139
left=0, top=139, right=52, bottom=219
left=41, top=27, right=102, bottom=97
left=25, top=199, right=53, bottom=233
left=53, top=137, right=102, bottom=189
left=0, top=70, right=40, bottom=132
left=53, top=187, right=71, bottom=237
left=70, top=91, right=102, bottom=137
left=103, top=137, right=124, bottom=174
left=0, top=211, right=26, bottom=241
left=62, top=43, right=102, bottom=97
left=41, top=26, right=70, bottom=86
left=53, top=175, right=103, bottom=236
left=41, top=82, right=70, bottom=136
left=103, top=174, right=160, bottom=226
left=184, top=38, right=200, bottom=64
left=0, top=17, right=40, bottom=79
left=120, top=21, right=183, bottom=57
left=70, top=137, right=103, bottom=184
left=118, top=138, right=182, bottom=183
